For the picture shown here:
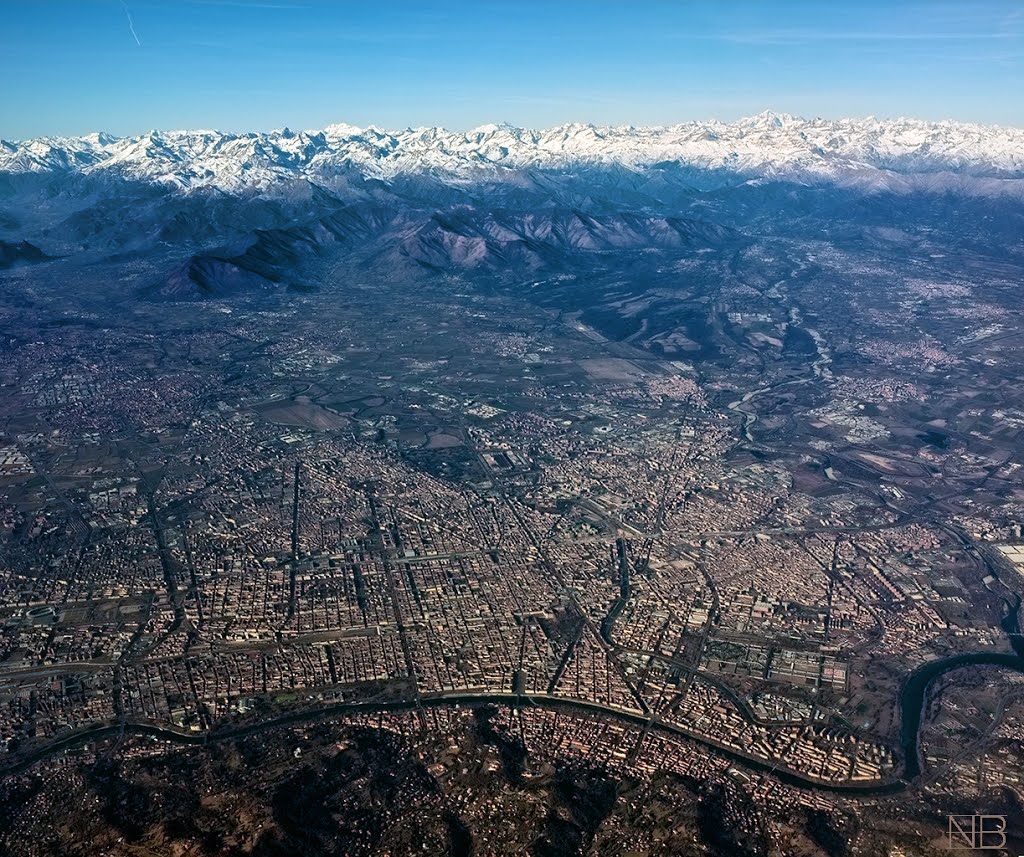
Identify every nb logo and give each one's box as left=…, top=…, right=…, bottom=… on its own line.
left=947, top=815, right=1007, bottom=850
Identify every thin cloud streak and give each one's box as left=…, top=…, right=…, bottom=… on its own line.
left=120, top=1, right=142, bottom=46
left=720, top=29, right=1019, bottom=45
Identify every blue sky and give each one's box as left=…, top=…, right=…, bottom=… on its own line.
left=2, top=0, right=1022, bottom=139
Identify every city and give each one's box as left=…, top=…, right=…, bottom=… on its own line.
left=0, top=232, right=1022, bottom=851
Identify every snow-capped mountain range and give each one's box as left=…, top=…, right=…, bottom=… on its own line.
left=3, top=113, right=1023, bottom=194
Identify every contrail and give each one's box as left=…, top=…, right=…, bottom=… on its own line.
left=120, top=0, right=142, bottom=46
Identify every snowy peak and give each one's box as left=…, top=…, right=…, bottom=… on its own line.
left=2, top=114, right=1023, bottom=193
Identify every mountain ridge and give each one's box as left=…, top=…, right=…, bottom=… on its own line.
left=4, top=113, right=1023, bottom=194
